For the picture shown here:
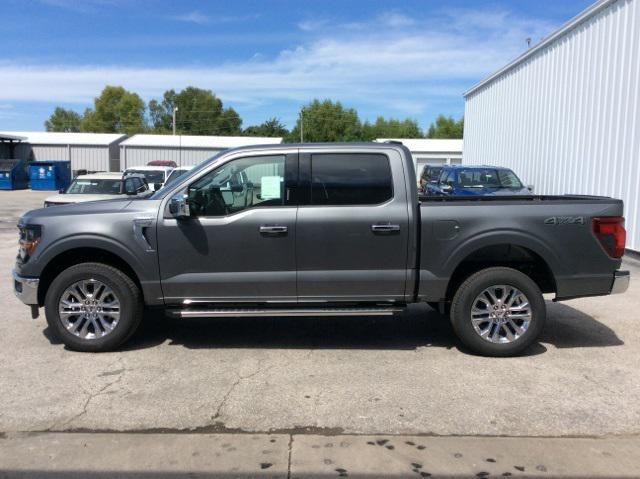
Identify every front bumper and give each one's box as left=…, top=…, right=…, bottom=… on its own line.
left=611, top=270, right=630, bottom=295
left=13, top=270, right=39, bottom=306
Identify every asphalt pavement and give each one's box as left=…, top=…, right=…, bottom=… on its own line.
left=1, top=189, right=639, bottom=478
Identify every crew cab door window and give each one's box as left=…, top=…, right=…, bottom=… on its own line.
left=187, top=155, right=286, bottom=217
left=310, top=153, right=393, bottom=205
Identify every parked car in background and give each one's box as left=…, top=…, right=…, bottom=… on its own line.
left=43, top=173, right=150, bottom=207
left=164, top=165, right=194, bottom=187
left=147, top=160, right=178, bottom=168
left=122, top=165, right=174, bottom=192
left=418, top=164, right=443, bottom=193
left=425, top=165, right=532, bottom=197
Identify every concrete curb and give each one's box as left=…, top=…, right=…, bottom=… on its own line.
left=1, top=432, right=640, bottom=478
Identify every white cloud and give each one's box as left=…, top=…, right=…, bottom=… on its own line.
left=172, top=11, right=211, bottom=25
left=170, top=11, right=261, bottom=25
left=297, top=18, right=329, bottom=31
left=39, top=0, right=118, bottom=12
left=0, top=8, right=557, bottom=118
left=379, top=12, right=415, bottom=28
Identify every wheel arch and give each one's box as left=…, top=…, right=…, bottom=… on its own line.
left=444, top=243, right=557, bottom=303
left=37, top=247, right=143, bottom=306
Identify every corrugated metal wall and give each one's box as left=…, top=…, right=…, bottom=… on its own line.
left=464, top=0, right=640, bottom=251
left=121, top=146, right=222, bottom=168
left=13, top=143, right=115, bottom=173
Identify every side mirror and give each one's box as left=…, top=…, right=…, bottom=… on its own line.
left=441, top=184, right=453, bottom=194
left=124, top=178, right=139, bottom=195
left=58, top=188, right=65, bottom=194
left=169, top=193, right=190, bottom=219
left=527, top=184, right=534, bottom=192
left=154, top=182, right=163, bottom=191
left=230, top=184, right=244, bottom=193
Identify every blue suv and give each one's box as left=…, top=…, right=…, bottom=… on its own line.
left=425, top=165, right=531, bottom=197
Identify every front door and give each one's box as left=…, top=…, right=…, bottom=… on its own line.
left=295, top=150, right=410, bottom=302
left=157, top=152, right=298, bottom=303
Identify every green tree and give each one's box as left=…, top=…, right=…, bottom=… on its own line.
left=425, top=115, right=464, bottom=139
left=80, top=86, right=147, bottom=135
left=149, top=87, right=242, bottom=135
left=243, top=118, right=289, bottom=137
left=361, top=116, right=423, bottom=140
left=289, top=99, right=362, bottom=142
left=148, top=90, right=177, bottom=134
left=44, top=107, right=82, bottom=132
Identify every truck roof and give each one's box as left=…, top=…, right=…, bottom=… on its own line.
left=443, top=164, right=515, bottom=170
left=123, top=165, right=174, bottom=172
left=216, top=141, right=413, bottom=156
left=74, top=172, right=123, bottom=180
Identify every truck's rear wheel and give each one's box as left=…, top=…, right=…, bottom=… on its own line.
left=44, top=262, right=143, bottom=352
left=450, top=267, right=546, bottom=357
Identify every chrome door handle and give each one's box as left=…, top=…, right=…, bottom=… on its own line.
left=260, top=225, right=288, bottom=235
left=371, top=224, right=400, bottom=234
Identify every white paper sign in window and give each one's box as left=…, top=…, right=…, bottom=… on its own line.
left=261, top=176, right=282, bottom=200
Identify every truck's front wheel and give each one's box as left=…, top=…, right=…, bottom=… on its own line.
left=44, top=262, right=143, bottom=352
left=450, top=267, right=546, bottom=357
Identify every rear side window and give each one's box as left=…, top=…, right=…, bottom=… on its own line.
left=310, top=153, right=393, bottom=205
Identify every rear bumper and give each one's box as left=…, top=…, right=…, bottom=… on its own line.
left=13, top=270, right=39, bottom=306
left=611, top=270, right=630, bottom=295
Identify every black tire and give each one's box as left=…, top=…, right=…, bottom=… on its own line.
left=450, top=267, right=546, bottom=357
left=44, top=262, right=143, bottom=352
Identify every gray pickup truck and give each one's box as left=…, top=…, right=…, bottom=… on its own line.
left=13, top=143, right=629, bottom=356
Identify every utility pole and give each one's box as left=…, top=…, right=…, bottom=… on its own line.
left=299, top=108, right=304, bottom=143
left=172, top=107, right=179, bottom=135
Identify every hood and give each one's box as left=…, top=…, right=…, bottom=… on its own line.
left=21, top=197, right=135, bottom=224
left=44, top=194, right=123, bottom=205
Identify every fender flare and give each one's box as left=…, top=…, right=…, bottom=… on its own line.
left=442, top=228, right=562, bottom=281
left=35, top=234, right=148, bottom=283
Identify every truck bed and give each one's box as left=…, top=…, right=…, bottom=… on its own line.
left=417, top=194, right=623, bottom=302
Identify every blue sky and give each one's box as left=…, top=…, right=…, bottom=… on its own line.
left=0, top=0, right=593, bottom=132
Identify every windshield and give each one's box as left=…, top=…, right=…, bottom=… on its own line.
left=125, top=169, right=166, bottom=184
left=164, top=168, right=191, bottom=186
left=456, top=168, right=523, bottom=188
left=66, top=179, right=122, bottom=194
left=150, top=151, right=225, bottom=199
left=423, top=166, right=443, bottom=181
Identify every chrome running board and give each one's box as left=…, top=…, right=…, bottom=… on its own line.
left=173, top=307, right=404, bottom=318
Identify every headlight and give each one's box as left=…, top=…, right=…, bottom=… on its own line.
left=17, top=224, right=42, bottom=263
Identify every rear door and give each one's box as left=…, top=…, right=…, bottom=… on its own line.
left=295, top=148, right=410, bottom=302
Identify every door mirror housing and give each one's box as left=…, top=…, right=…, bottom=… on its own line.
left=124, top=177, right=140, bottom=195
left=169, top=192, right=190, bottom=219
left=441, top=184, right=453, bottom=194
left=527, top=184, right=534, bottom=192
left=154, top=182, right=163, bottom=191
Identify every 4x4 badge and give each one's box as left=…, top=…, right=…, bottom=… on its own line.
left=544, top=216, right=585, bottom=225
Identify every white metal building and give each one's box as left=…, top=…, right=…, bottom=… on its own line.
left=376, top=138, right=463, bottom=173
left=463, top=0, right=640, bottom=251
left=119, top=135, right=284, bottom=168
left=0, top=131, right=126, bottom=173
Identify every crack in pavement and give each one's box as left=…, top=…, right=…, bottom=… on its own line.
left=286, top=433, right=293, bottom=479
left=211, top=361, right=277, bottom=422
left=49, top=357, right=126, bottom=431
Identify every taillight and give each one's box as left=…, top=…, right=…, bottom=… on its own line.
left=592, top=216, right=626, bottom=258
